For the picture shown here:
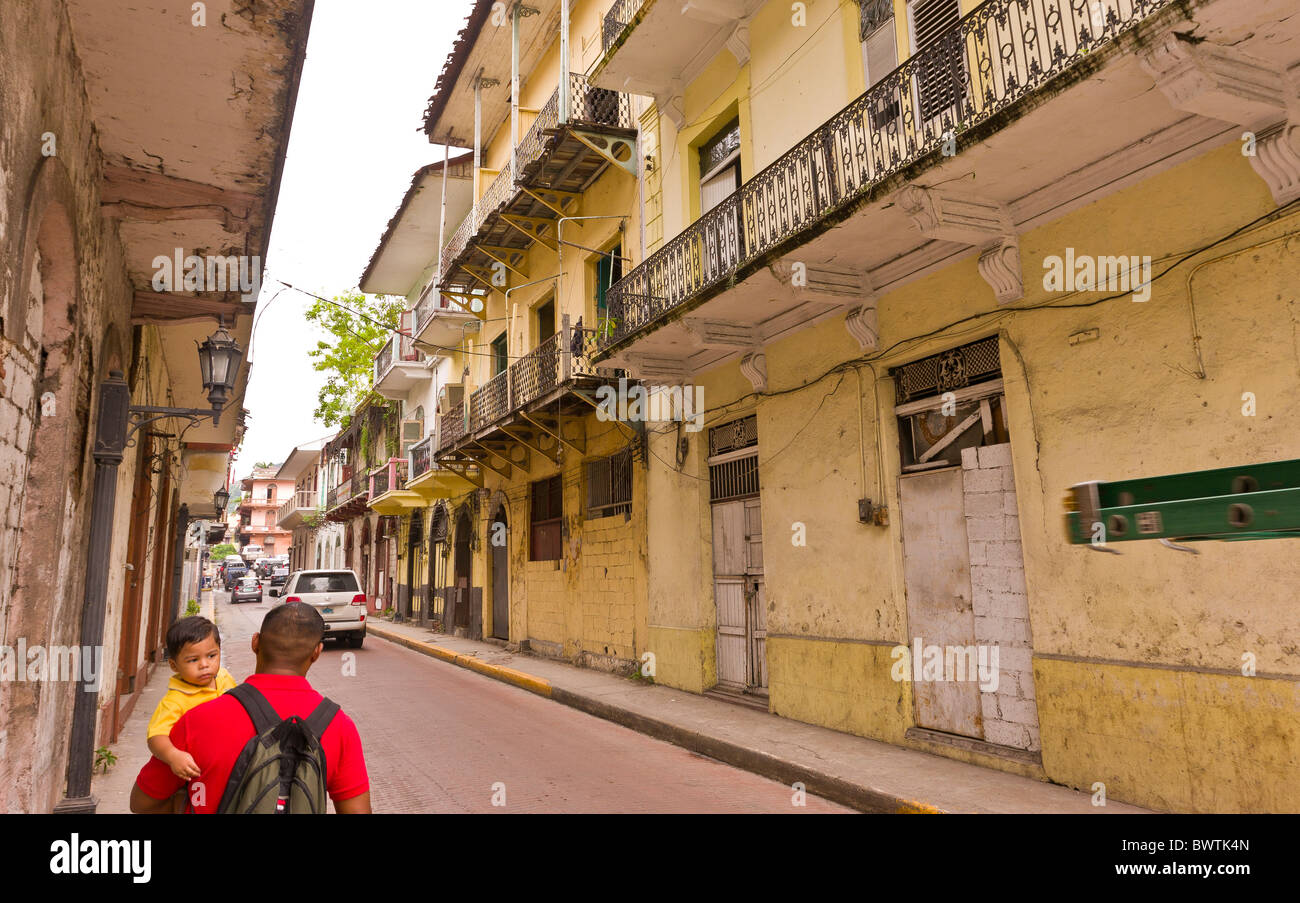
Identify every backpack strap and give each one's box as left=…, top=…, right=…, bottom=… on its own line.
left=304, top=697, right=339, bottom=742
left=227, top=683, right=282, bottom=735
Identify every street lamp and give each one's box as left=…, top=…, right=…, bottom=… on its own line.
left=213, top=487, right=230, bottom=518
left=196, top=325, right=243, bottom=424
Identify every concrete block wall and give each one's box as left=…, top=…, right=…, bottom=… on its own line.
left=578, top=513, right=638, bottom=662
left=961, top=443, right=1041, bottom=751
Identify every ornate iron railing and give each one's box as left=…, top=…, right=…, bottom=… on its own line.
left=510, top=331, right=562, bottom=408
left=601, top=0, right=1171, bottom=350
left=470, top=369, right=511, bottom=433
left=568, top=72, right=634, bottom=130
left=439, top=214, right=474, bottom=287
left=440, top=401, right=467, bottom=450
left=375, top=336, right=394, bottom=381
left=518, top=85, right=560, bottom=175
left=601, top=0, right=645, bottom=54
left=409, top=434, right=433, bottom=479
left=476, top=164, right=516, bottom=232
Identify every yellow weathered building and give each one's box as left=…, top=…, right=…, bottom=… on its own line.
left=368, top=0, right=1300, bottom=811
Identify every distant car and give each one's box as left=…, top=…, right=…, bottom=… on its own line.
left=277, top=569, right=366, bottom=647
left=231, top=575, right=263, bottom=604
left=223, top=564, right=249, bottom=589
left=269, top=565, right=290, bottom=586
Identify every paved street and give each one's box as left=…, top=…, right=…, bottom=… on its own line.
left=206, top=584, right=851, bottom=813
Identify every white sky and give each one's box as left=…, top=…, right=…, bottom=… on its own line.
left=235, top=0, right=470, bottom=474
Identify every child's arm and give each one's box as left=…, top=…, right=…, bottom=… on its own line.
left=147, top=734, right=201, bottom=779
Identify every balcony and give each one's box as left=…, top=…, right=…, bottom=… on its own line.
left=325, top=468, right=370, bottom=522
left=434, top=316, right=626, bottom=486
left=596, top=0, right=1194, bottom=373
left=239, top=496, right=279, bottom=509
left=593, top=0, right=765, bottom=99
left=373, top=328, right=427, bottom=401
left=439, top=73, right=637, bottom=298
left=368, top=457, right=426, bottom=515
left=277, top=489, right=317, bottom=530
left=412, top=282, right=480, bottom=353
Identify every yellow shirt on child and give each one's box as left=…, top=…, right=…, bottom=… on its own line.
left=146, top=667, right=237, bottom=738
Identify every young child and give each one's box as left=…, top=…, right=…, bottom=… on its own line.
left=147, top=616, right=237, bottom=780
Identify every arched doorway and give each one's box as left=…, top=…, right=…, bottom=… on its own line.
left=490, top=505, right=509, bottom=640
left=428, top=505, right=448, bottom=628
left=403, top=509, right=424, bottom=622
left=453, top=508, right=472, bottom=632
left=360, top=518, right=372, bottom=609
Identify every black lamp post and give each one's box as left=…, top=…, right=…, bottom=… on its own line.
left=213, top=486, right=230, bottom=518
left=56, top=322, right=243, bottom=815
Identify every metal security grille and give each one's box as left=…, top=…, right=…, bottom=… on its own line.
left=710, top=454, right=760, bottom=503
left=587, top=449, right=633, bottom=518
left=429, top=505, right=448, bottom=543
left=892, top=336, right=1001, bottom=404
left=709, top=415, right=758, bottom=457
left=858, top=0, right=894, bottom=38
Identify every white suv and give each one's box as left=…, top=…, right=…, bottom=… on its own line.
left=274, top=569, right=367, bottom=648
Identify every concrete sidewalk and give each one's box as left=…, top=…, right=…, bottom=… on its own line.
left=367, top=619, right=1150, bottom=814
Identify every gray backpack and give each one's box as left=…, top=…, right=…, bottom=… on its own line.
left=216, top=683, right=339, bottom=814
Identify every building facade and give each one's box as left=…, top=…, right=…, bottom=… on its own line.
left=238, top=467, right=295, bottom=557
left=0, top=0, right=312, bottom=812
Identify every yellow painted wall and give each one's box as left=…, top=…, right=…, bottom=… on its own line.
left=644, top=136, right=1300, bottom=809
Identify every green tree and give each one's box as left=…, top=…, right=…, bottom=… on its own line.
left=210, top=542, right=238, bottom=559
left=305, top=289, right=405, bottom=428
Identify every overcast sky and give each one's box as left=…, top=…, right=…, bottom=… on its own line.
left=235, top=0, right=469, bottom=475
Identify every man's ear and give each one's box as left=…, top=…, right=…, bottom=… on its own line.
left=250, top=633, right=260, bottom=656
left=309, top=642, right=323, bottom=665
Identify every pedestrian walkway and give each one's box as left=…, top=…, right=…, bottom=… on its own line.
left=367, top=619, right=1151, bottom=814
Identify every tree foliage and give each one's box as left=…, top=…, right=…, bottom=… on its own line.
left=304, top=289, right=405, bottom=428
left=210, top=542, right=238, bottom=560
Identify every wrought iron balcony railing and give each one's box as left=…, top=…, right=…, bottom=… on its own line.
left=277, top=489, right=316, bottom=523
left=409, top=434, right=434, bottom=479
left=601, top=0, right=644, bottom=54
left=437, top=322, right=605, bottom=455
left=375, top=336, right=394, bottom=379
left=440, top=401, right=467, bottom=449
left=519, top=73, right=634, bottom=178
left=599, top=0, right=1171, bottom=350
left=439, top=214, right=475, bottom=289
left=370, top=458, right=408, bottom=498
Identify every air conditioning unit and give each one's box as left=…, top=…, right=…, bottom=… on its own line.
left=437, top=383, right=465, bottom=416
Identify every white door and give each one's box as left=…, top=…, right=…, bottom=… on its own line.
left=711, top=493, right=767, bottom=692
left=898, top=467, right=982, bottom=737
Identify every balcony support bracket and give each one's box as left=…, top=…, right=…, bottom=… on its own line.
left=500, top=424, right=560, bottom=464
left=572, top=129, right=639, bottom=177
left=897, top=186, right=1023, bottom=304
left=500, top=214, right=559, bottom=251
left=519, top=186, right=581, bottom=220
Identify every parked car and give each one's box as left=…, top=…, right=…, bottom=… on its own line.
left=223, top=563, right=249, bottom=589
left=253, top=558, right=272, bottom=578
left=273, top=570, right=366, bottom=647
left=231, top=575, right=263, bottom=604
left=269, top=565, right=290, bottom=586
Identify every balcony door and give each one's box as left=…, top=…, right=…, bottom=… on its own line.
left=698, top=118, right=742, bottom=280
left=907, top=0, right=967, bottom=133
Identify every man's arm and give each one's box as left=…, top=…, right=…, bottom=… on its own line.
left=334, top=791, right=371, bottom=814
left=130, top=782, right=174, bottom=814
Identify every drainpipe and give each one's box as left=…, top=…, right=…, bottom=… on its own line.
left=559, top=0, right=570, bottom=125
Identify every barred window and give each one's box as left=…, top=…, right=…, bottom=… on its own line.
left=587, top=449, right=632, bottom=519
left=530, top=475, right=563, bottom=561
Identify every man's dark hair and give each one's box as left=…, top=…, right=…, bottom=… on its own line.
left=166, top=616, right=221, bottom=660
left=258, top=602, right=325, bottom=666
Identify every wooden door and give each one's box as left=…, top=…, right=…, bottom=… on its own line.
left=711, top=492, right=767, bottom=691
left=898, top=467, right=982, bottom=738
left=491, top=508, right=509, bottom=639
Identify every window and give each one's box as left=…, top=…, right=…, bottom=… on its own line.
left=595, top=244, right=623, bottom=319
left=535, top=298, right=555, bottom=344
left=891, top=337, right=1008, bottom=470
left=295, top=572, right=360, bottom=594
left=699, top=118, right=741, bottom=215
left=908, top=0, right=965, bottom=123
left=491, top=333, right=508, bottom=376
left=530, top=475, right=563, bottom=561
left=267, top=484, right=276, bottom=500
left=587, top=449, right=633, bottom=518
left=861, top=7, right=900, bottom=131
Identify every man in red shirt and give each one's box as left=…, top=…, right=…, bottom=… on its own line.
left=131, top=602, right=371, bottom=814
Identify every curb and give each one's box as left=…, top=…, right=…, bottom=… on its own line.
left=367, top=622, right=944, bottom=814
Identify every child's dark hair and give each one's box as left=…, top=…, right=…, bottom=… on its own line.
left=166, top=616, right=221, bottom=660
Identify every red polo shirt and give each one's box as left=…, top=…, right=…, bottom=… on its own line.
left=135, top=673, right=368, bottom=813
